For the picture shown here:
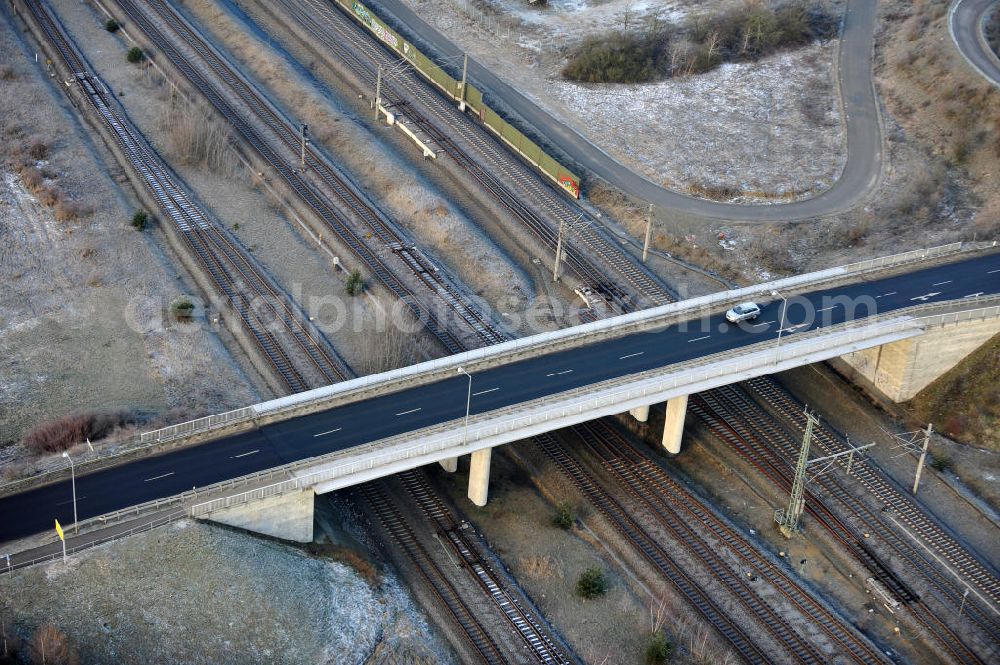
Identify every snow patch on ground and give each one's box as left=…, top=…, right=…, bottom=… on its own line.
left=544, top=43, right=844, bottom=195
left=404, top=0, right=844, bottom=196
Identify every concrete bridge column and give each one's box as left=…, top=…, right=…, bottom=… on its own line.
left=629, top=405, right=650, bottom=422
left=662, top=395, right=688, bottom=455
left=439, top=457, right=458, bottom=472
left=468, top=448, right=492, bottom=506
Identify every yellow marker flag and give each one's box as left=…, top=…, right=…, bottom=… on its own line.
left=55, top=519, right=64, bottom=542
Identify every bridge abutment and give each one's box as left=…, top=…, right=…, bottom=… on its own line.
left=835, top=318, right=1000, bottom=402
left=662, top=395, right=688, bottom=454
left=468, top=448, right=492, bottom=506
left=199, top=488, right=315, bottom=543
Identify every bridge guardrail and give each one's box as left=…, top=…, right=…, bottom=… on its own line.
left=1, top=242, right=992, bottom=499
left=13, top=302, right=998, bottom=559
left=139, top=407, right=256, bottom=445
left=190, top=301, right=1000, bottom=517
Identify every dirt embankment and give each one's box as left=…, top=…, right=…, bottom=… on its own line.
left=0, top=6, right=256, bottom=457
left=876, top=0, right=999, bottom=238
left=907, top=332, right=1000, bottom=451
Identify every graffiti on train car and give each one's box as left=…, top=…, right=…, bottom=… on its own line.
left=352, top=1, right=399, bottom=50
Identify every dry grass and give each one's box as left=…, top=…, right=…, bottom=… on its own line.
left=881, top=0, right=1000, bottom=216
left=304, top=542, right=382, bottom=585
left=587, top=182, right=746, bottom=283
left=357, top=297, right=421, bottom=376
left=517, top=554, right=565, bottom=580
left=158, top=99, right=237, bottom=175
left=907, top=333, right=1000, bottom=450
left=20, top=411, right=133, bottom=455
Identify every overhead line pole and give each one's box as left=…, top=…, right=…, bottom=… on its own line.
left=553, top=216, right=566, bottom=282
left=642, top=204, right=653, bottom=263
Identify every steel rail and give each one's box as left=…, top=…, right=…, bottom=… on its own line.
left=17, top=0, right=354, bottom=392
left=397, top=470, right=574, bottom=664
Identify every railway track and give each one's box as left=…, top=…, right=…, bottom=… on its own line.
left=691, top=386, right=991, bottom=664
left=114, top=0, right=506, bottom=354
left=19, top=0, right=350, bottom=393
left=396, top=470, right=575, bottom=664
left=573, top=419, right=891, bottom=665
left=39, top=0, right=997, bottom=661
left=749, top=376, right=1000, bottom=608
left=358, top=483, right=507, bottom=664
left=267, top=0, right=675, bottom=313
left=532, top=432, right=766, bottom=664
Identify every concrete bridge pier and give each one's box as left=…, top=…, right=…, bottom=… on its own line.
left=439, top=457, right=458, bottom=472
left=629, top=405, right=650, bottom=422
left=662, top=395, right=688, bottom=455
left=468, top=448, right=492, bottom=506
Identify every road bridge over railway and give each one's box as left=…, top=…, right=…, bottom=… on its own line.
left=2, top=245, right=998, bottom=551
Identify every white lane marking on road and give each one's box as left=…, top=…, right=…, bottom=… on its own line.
left=988, top=269, right=1000, bottom=274
left=144, top=472, right=175, bottom=482
left=688, top=335, right=710, bottom=342
left=473, top=387, right=498, bottom=396
left=875, top=291, right=897, bottom=299
left=395, top=408, right=422, bottom=416
left=932, top=280, right=952, bottom=286
left=619, top=352, right=644, bottom=360
left=56, top=497, right=85, bottom=506
left=910, top=291, right=942, bottom=302
left=232, top=450, right=260, bottom=458
left=964, top=292, right=984, bottom=298
left=557, top=369, right=574, bottom=375
left=312, top=428, right=342, bottom=438
left=817, top=306, right=836, bottom=312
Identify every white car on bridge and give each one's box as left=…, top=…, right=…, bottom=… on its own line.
left=726, top=302, right=761, bottom=323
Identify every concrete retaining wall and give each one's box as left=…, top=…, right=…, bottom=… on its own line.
left=838, top=317, right=1000, bottom=402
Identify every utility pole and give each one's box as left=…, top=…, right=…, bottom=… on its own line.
left=777, top=408, right=817, bottom=538
left=553, top=216, right=566, bottom=282
left=458, top=53, right=468, bottom=111
left=775, top=408, right=874, bottom=538
left=913, top=423, right=932, bottom=495
left=374, top=65, right=382, bottom=120
left=887, top=423, right=933, bottom=495
left=299, top=124, right=309, bottom=172
left=642, top=204, right=654, bottom=263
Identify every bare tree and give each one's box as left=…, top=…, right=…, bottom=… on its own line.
left=27, top=624, right=79, bottom=665
left=622, top=2, right=635, bottom=34
left=357, top=296, right=419, bottom=375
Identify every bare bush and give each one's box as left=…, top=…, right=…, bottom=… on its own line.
left=54, top=199, right=91, bottom=222
left=745, top=230, right=798, bottom=274
left=357, top=298, right=419, bottom=375
left=27, top=139, right=48, bottom=160
left=20, top=166, right=44, bottom=193
left=0, top=65, right=15, bottom=81
left=158, top=100, right=236, bottom=174
left=21, top=411, right=132, bottom=455
left=562, top=0, right=836, bottom=82
left=27, top=624, right=79, bottom=665
left=0, top=612, right=22, bottom=665
left=518, top=554, right=564, bottom=580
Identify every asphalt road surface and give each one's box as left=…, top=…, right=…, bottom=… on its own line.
left=2, top=252, right=998, bottom=545
left=950, top=0, right=1000, bottom=87
left=372, top=0, right=883, bottom=222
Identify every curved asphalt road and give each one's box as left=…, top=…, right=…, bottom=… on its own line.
left=950, top=0, right=1000, bottom=87
left=373, top=0, right=883, bottom=222
left=2, top=252, right=998, bottom=544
